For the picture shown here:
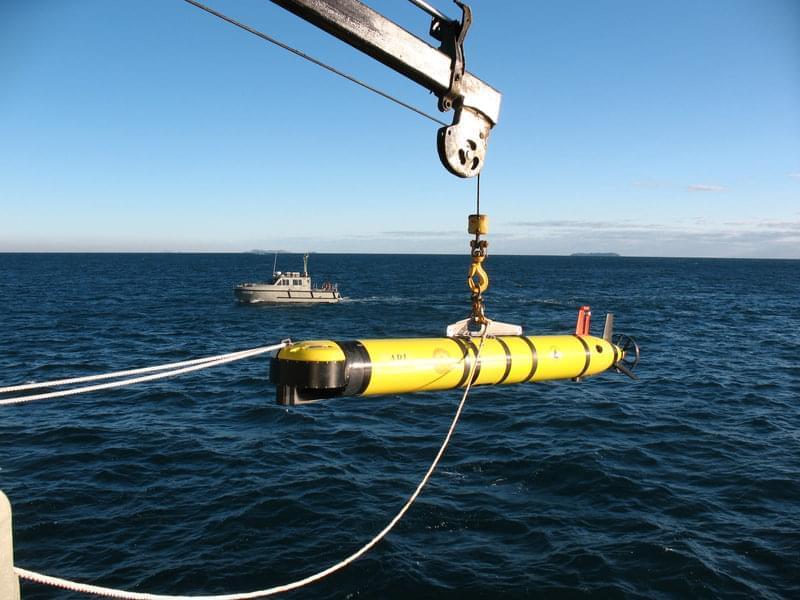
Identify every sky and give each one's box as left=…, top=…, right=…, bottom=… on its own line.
left=1, top=0, right=798, bottom=257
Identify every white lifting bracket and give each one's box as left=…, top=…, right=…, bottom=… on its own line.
left=270, top=0, right=502, bottom=177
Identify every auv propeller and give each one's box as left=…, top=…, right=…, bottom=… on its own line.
left=603, top=313, right=640, bottom=380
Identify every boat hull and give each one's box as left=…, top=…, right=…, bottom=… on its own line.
left=234, top=286, right=340, bottom=304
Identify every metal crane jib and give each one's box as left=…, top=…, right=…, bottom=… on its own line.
left=271, top=0, right=502, bottom=177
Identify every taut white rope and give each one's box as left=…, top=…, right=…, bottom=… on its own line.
left=0, top=343, right=287, bottom=407
left=0, top=346, right=281, bottom=394
left=14, top=334, right=488, bottom=598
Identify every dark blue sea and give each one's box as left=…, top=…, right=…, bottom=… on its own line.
left=1, top=253, right=798, bottom=599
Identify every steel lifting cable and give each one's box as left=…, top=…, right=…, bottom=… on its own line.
left=13, top=333, right=488, bottom=599
left=0, top=343, right=288, bottom=407
left=181, top=0, right=448, bottom=127
left=467, top=173, right=489, bottom=325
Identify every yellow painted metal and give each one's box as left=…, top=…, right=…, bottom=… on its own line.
left=360, top=338, right=466, bottom=395
left=498, top=336, right=535, bottom=384
left=274, top=334, right=622, bottom=401
left=532, top=335, right=615, bottom=381
left=278, top=340, right=344, bottom=362
left=469, top=338, right=509, bottom=385
left=364, top=335, right=620, bottom=394
left=468, top=213, right=489, bottom=235
left=467, top=259, right=489, bottom=295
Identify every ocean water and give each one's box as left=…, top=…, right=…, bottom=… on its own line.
left=0, top=253, right=798, bottom=599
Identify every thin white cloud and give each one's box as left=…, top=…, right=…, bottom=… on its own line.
left=380, top=230, right=460, bottom=237
left=789, top=173, right=800, bottom=180
left=508, top=219, right=664, bottom=232
left=495, top=218, right=800, bottom=258
left=687, top=184, right=727, bottom=192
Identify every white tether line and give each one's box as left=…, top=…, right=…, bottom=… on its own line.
left=0, top=343, right=288, bottom=407
left=0, top=346, right=280, bottom=394
left=14, top=334, right=488, bottom=599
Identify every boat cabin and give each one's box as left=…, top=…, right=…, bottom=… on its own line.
left=271, top=271, right=311, bottom=290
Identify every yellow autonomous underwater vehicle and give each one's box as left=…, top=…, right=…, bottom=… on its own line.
left=271, top=308, right=640, bottom=405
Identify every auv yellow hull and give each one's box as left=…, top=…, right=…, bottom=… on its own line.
left=271, top=334, right=624, bottom=405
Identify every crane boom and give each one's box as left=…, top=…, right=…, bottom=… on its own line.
left=270, top=0, right=501, bottom=177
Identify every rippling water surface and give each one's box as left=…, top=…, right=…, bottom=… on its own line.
left=1, top=253, right=798, bottom=599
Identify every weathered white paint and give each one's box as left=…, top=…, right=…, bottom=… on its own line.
left=0, top=491, right=20, bottom=600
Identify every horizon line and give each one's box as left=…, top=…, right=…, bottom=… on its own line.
left=0, top=250, right=797, bottom=261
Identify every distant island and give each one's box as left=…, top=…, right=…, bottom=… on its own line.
left=570, top=252, right=621, bottom=257
left=248, top=249, right=286, bottom=255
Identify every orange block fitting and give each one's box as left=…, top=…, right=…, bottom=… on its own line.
left=575, top=305, right=592, bottom=336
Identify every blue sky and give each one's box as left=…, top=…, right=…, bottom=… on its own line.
left=1, top=0, right=798, bottom=257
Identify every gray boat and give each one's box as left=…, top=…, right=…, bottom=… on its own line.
left=234, top=254, right=341, bottom=304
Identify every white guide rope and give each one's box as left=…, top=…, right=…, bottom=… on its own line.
left=14, top=334, right=488, bottom=599
left=0, top=346, right=288, bottom=394
left=0, top=343, right=288, bottom=407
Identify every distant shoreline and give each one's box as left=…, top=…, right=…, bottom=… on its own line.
left=1, top=251, right=798, bottom=260
left=570, top=252, right=621, bottom=257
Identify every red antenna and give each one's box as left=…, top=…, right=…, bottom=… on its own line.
left=575, top=306, right=592, bottom=336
